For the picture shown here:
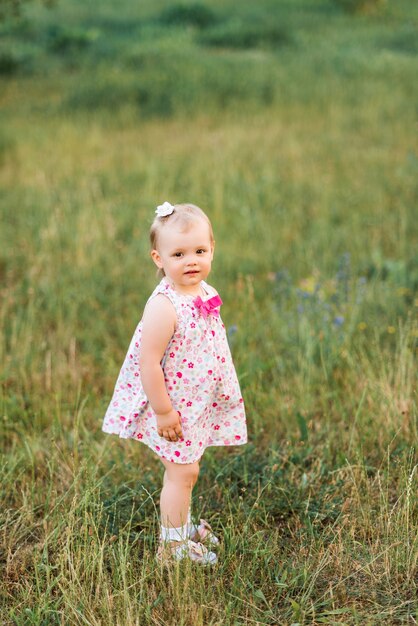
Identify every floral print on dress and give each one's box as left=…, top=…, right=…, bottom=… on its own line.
left=102, top=277, right=248, bottom=464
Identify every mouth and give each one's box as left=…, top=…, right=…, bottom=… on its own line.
left=184, top=270, right=199, bottom=275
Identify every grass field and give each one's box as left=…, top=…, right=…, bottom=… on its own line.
left=1, top=0, right=417, bottom=624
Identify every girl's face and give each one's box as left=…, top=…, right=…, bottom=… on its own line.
left=151, top=219, right=215, bottom=294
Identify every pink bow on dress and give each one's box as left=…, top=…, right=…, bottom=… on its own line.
left=193, top=294, right=223, bottom=319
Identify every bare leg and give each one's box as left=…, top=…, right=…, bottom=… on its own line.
left=159, top=458, right=200, bottom=536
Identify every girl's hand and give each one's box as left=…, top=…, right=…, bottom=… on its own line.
left=156, top=409, right=183, bottom=442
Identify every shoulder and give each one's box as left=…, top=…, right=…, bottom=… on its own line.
left=144, top=293, right=176, bottom=316
left=140, top=294, right=177, bottom=355
left=142, top=293, right=177, bottom=340
left=142, top=293, right=177, bottom=330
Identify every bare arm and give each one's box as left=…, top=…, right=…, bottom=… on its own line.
left=139, top=294, right=183, bottom=442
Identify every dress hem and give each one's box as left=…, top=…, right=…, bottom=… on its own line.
left=101, top=426, right=248, bottom=464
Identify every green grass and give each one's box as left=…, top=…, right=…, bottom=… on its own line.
left=1, top=0, right=417, bottom=624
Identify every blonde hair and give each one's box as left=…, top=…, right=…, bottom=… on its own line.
left=150, top=203, right=214, bottom=277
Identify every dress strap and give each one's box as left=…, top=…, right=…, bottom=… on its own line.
left=201, top=280, right=217, bottom=298
left=148, top=277, right=177, bottom=303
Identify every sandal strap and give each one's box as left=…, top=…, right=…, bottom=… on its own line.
left=198, top=518, right=219, bottom=543
left=188, top=540, right=207, bottom=558
left=157, top=539, right=216, bottom=565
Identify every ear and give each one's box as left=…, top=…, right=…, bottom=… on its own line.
left=210, top=240, right=215, bottom=260
left=151, top=249, right=163, bottom=269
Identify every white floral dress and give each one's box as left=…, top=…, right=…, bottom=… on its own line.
left=101, top=277, right=248, bottom=463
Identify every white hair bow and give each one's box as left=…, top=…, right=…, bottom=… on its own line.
left=155, top=201, right=174, bottom=217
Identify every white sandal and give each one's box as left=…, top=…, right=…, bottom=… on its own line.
left=189, top=518, right=220, bottom=547
left=156, top=538, right=218, bottom=567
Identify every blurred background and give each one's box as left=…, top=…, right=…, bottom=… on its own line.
left=1, top=0, right=417, bottom=623
left=1, top=0, right=416, bottom=420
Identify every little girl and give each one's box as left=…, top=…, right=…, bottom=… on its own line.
left=102, top=202, right=248, bottom=566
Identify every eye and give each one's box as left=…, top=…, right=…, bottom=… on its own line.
left=173, top=252, right=183, bottom=258
left=196, top=249, right=206, bottom=254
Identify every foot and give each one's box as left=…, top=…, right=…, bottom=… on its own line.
left=189, top=518, right=220, bottom=547
left=155, top=539, right=217, bottom=567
